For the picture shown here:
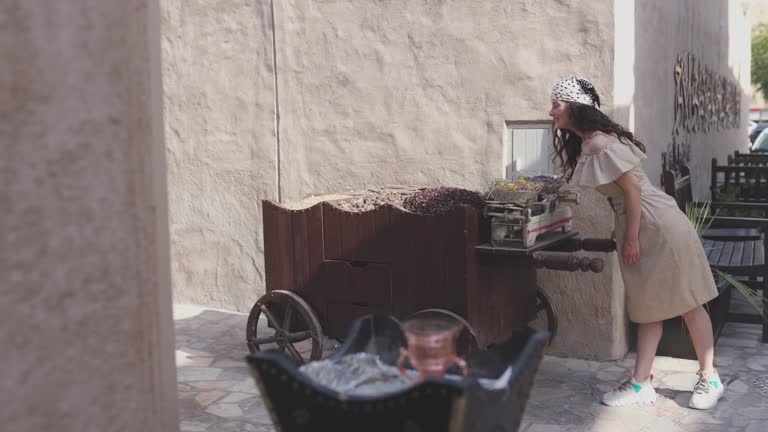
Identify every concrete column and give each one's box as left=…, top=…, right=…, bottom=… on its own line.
left=0, top=1, right=178, bottom=431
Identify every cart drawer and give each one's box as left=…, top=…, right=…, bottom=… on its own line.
left=320, top=260, right=393, bottom=306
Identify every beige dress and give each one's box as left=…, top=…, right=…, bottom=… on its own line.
left=571, top=134, right=719, bottom=323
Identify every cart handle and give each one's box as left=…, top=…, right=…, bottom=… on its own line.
left=532, top=253, right=604, bottom=273
left=544, top=237, right=616, bottom=253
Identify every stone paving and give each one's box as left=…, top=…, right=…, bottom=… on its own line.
left=174, top=304, right=768, bottom=431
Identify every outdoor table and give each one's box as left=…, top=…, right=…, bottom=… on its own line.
left=702, top=238, right=765, bottom=276
left=701, top=238, right=768, bottom=342
left=702, top=227, right=762, bottom=241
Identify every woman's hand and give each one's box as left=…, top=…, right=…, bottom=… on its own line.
left=622, top=236, right=640, bottom=265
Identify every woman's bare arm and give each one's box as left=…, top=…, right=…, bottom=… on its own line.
left=613, top=170, right=642, bottom=265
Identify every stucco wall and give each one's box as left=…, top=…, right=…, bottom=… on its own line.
left=162, top=0, right=750, bottom=359
left=274, top=0, right=615, bottom=200
left=162, top=0, right=278, bottom=309
left=1, top=1, right=178, bottom=431
left=163, top=0, right=633, bottom=358
left=275, top=0, right=623, bottom=359
left=633, top=0, right=751, bottom=198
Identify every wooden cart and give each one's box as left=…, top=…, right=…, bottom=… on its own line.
left=247, top=200, right=613, bottom=362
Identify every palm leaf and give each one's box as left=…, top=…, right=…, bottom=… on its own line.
left=715, top=270, right=768, bottom=323
left=685, top=201, right=720, bottom=237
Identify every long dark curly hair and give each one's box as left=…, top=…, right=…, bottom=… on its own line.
left=553, top=102, right=646, bottom=181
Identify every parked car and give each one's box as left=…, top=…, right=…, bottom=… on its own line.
left=750, top=122, right=768, bottom=143
left=751, top=128, right=768, bottom=152
left=748, top=120, right=758, bottom=136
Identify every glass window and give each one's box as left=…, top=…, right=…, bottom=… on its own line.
left=503, top=122, right=554, bottom=178
left=753, top=130, right=768, bottom=151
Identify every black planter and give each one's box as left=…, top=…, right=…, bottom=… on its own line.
left=246, top=315, right=549, bottom=432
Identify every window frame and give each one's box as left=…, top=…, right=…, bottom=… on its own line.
left=502, top=120, right=555, bottom=179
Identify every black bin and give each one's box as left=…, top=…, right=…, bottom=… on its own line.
left=246, top=315, right=548, bottom=432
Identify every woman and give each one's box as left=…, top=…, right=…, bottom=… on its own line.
left=548, top=76, right=724, bottom=409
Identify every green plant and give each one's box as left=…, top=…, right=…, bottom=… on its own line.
left=685, top=201, right=720, bottom=236
left=715, top=185, right=739, bottom=202
left=713, top=185, right=764, bottom=217
left=753, top=23, right=768, bottom=101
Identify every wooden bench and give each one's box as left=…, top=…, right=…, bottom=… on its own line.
left=663, top=166, right=768, bottom=344
left=711, top=158, right=768, bottom=203
left=663, top=165, right=768, bottom=237
left=729, top=151, right=768, bottom=167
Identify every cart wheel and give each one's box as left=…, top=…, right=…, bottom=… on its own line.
left=407, top=308, right=482, bottom=354
left=245, top=290, right=324, bottom=363
left=529, top=288, right=558, bottom=345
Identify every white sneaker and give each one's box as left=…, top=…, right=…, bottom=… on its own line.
left=689, top=369, right=724, bottom=410
left=601, top=375, right=657, bottom=407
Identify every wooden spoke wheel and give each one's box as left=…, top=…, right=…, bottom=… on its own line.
left=529, top=288, right=558, bottom=345
left=407, top=308, right=482, bottom=354
left=246, top=290, right=323, bottom=363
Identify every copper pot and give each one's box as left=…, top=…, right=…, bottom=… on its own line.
left=397, top=317, right=468, bottom=382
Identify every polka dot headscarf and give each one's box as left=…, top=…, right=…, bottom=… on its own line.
left=550, top=76, right=601, bottom=109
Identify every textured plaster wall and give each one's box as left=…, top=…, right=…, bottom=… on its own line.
left=274, top=0, right=615, bottom=200
left=162, top=0, right=277, bottom=309
left=163, top=0, right=631, bottom=358
left=161, top=1, right=749, bottom=360
left=275, top=0, right=623, bottom=359
left=1, top=1, right=178, bottom=431
left=633, top=0, right=751, bottom=198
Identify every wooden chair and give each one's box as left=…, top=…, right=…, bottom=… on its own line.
left=663, top=165, right=766, bottom=239
left=663, top=166, right=768, bottom=343
left=729, top=151, right=768, bottom=167
left=711, top=158, right=768, bottom=203
left=662, top=165, right=693, bottom=211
